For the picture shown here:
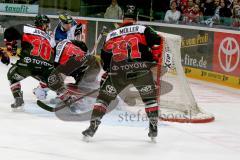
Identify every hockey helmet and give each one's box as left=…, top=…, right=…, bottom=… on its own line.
left=34, top=15, right=50, bottom=27
left=123, top=5, right=138, bottom=20
left=59, top=13, right=74, bottom=24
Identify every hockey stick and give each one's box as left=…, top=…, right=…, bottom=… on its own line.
left=90, top=26, right=107, bottom=56
left=37, top=26, right=107, bottom=112
left=37, top=88, right=99, bottom=112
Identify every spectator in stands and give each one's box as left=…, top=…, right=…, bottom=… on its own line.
left=182, top=0, right=198, bottom=23
left=232, top=3, right=240, bottom=27
left=202, top=0, right=221, bottom=26
left=219, top=0, right=232, bottom=18
left=224, top=0, right=233, bottom=8
left=195, top=0, right=205, bottom=13
left=232, top=0, right=240, bottom=7
left=185, top=0, right=195, bottom=13
left=192, top=4, right=203, bottom=22
left=104, top=0, right=123, bottom=19
left=204, top=0, right=216, bottom=17
left=194, top=0, right=201, bottom=5
left=231, top=0, right=240, bottom=13
left=214, top=0, right=221, bottom=13
left=164, top=1, right=181, bottom=23
left=177, top=0, right=188, bottom=13
left=212, top=0, right=221, bottom=22
left=184, top=3, right=203, bottom=23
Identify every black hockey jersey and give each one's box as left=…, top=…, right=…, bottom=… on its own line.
left=101, top=23, right=163, bottom=72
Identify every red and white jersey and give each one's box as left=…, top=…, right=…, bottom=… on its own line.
left=4, top=24, right=55, bottom=67
left=54, top=39, right=87, bottom=65
left=101, top=23, right=163, bottom=72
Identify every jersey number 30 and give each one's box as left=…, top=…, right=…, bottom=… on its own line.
left=23, top=34, right=52, bottom=61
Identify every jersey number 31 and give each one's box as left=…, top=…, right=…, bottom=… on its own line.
left=106, top=37, right=141, bottom=62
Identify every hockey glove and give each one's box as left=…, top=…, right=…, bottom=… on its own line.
left=74, top=23, right=83, bottom=37
left=4, top=39, right=17, bottom=56
left=0, top=48, right=10, bottom=65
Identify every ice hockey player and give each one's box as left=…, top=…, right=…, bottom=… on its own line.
left=45, top=38, right=92, bottom=110
left=4, top=15, right=55, bottom=110
left=0, top=48, right=10, bottom=65
left=33, top=13, right=99, bottom=101
left=54, top=13, right=83, bottom=43
left=5, top=14, right=94, bottom=112
left=53, top=13, right=88, bottom=86
left=82, top=5, right=163, bottom=141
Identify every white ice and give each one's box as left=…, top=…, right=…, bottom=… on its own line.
left=0, top=63, right=240, bottom=160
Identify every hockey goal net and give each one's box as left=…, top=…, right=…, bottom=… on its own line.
left=125, top=31, right=214, bottom=123
left=156, top=31, right=214, bottom=123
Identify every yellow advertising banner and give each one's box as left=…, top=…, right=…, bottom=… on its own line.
left=184, top=66, right=240, bottom=89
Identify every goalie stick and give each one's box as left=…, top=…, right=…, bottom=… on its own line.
left=37, top=26, right=107, bottom=112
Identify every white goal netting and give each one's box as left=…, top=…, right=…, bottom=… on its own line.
left=121, top=32, right=214, bottom=123
left=150, top=32, right=214, bottom=123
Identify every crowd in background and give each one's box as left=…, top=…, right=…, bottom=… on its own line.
left=164, top=0, right=240, bottom=27
left=1, top=0, right=239, bottom=29
left=103, top=0, right=240, bottom=28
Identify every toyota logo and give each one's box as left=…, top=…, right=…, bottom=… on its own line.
left=106, top=85, right=116, bottom=94
left=218, top=37, right=240, bottom=72
left=111, top=65, right=119, bottom=71
left=140, top=85, right=152, bottom=93
left=24, top=57, right=32, bottom=63
left=48, top=74, right=57, bottom=85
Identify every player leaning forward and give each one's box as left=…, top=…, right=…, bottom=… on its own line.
left=82, top=5, right=163, bottom=141
left=4, top=15, right=55, bottom=109
left=4, top=15, right=89, bottom=110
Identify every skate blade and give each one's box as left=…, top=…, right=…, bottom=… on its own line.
left=150, top=137, right=157, bottom=143
left=82, top=135, right=91, bottom=142
left=11, top=107, right=25, bottom=112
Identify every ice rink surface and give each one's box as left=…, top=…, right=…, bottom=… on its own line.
left=0, top=63, right=240, bottom=160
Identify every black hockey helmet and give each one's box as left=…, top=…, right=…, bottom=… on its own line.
left=34, top=14, right=50, bottom=27
left=59, top=13, right=74, bottom=24
left=123, top=5, right=138, bottom=20
left=72, top=40, right=88, bottom=53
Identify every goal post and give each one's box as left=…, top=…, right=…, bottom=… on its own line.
left=156, top=31, right=215, bottom=123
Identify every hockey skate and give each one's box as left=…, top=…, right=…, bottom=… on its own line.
left=148, top=118, right=158, bottom=143
left=82, top=119, right=101, bottom=142
left=11, top=92, right=24, bottom=112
